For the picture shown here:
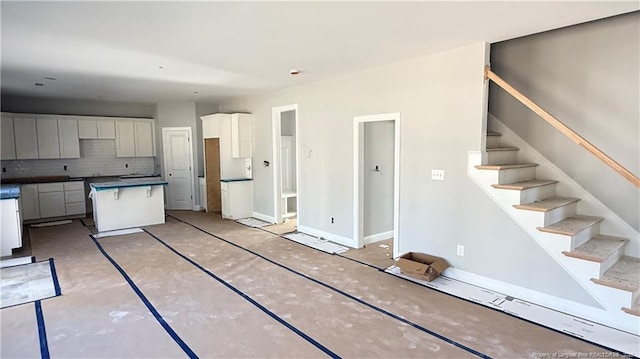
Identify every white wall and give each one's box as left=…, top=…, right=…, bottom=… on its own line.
left=155, top=102, right=199, bottom=209
left=220, top=42, right=599, bottom=306
left=363, top=120, right=394, bottom=237
left=490, top=12, right=639, bottom=230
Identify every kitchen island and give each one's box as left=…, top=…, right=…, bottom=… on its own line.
left=1, top=184, right=22, bottom=256
left=89, top=179, right=168, bottom=232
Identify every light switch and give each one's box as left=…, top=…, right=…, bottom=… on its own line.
left=431, top=169, right=445, bottom=181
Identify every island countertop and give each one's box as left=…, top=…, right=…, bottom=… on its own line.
left=0, top=184, right=21, bottom=200
left=90, top=179, right=168, bottom=191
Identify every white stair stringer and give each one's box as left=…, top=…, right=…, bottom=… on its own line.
left=468, top=150, right=640, bottom=335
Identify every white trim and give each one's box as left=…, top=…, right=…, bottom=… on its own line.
left=364, top=230, right=394, bottom=245
left=252, top=211, right=276, bottom=224
left=162, top=127, right=196, bottom=210
left=272, top=104, right=299, bottom=225
left=353, top=113, right=401, bottom=254
left=298, top=225, right=353, bottom=248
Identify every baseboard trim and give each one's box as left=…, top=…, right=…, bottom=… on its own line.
left=443, top=267, right=634, bottom=333
left=297, top=225, right=356, bottom=248
left=364, top=231, right=393, bottom=245
left=252, top=212, right=276, bottom=224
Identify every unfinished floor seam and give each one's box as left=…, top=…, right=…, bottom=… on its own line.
left=141, top=228, right=341, bottom=359
left=89, top=234, right=198, bottom=359
left=164, top=214, right=492, bottom=359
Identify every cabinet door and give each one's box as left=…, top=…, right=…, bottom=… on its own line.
left=78, top=120, right=98, bottom=139
left=98, top=120, right=116, bottom=139
left=37, top=119, right=60, bottom=159
left=134, top=121, right=153, bottom=157
left=14, top=117, right=39, bottom=159
left=202, top=115, right=220, bottom=138
left=20, top=184, right=40, bottom=220
left=58, top=119, right=80, bottom=158
left=115, top=121, right=136, bottom=157
left=231, top=115, right=252, bottom=158
left=39, top=191, right=66, bottom=218
left=1, top=115, right=16, bottom=160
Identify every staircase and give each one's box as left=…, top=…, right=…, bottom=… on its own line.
left=469, top=129, right=640, bottom=334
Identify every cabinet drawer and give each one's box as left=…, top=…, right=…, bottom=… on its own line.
left=65, top=202, right=86, bottom=216
left=65, top=190, right=85, bottom=203
left=38, top=182, right=64, bottom=192
left=64, top=181, right=84, bottom=191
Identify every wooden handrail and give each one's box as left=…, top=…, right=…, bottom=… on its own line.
left=484, top=65, right=640, bottom=188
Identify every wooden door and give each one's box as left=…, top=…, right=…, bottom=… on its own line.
left=205, top=138, right=221, bottom=212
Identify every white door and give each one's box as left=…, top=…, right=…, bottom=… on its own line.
left=162, top=128, right=194, bottom=210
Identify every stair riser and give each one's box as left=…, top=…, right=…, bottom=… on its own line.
left=543, top=202, right=578, bottom=227
left=519, top=184, right=557, bottom=205
left=486, top=136, right=501, bottom=148
left=497, top=167, right=537, bottom=184
left=591, top=279, right=639, bottom=308
left=600, top=246, right=626, bottom=276
left=486, top=150, right=518, bottom=165
left=572, top=223, right=602, bottom=250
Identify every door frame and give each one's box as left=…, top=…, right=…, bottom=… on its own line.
left=353, top=112, right=400, bottom=253
left=162, top=127, right=196, bottom=210
left=272, top=104, right=300, bottom=224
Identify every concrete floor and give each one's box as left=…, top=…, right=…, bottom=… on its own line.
left=0, top=211, right=614, bottom=358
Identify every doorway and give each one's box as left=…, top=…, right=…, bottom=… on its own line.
left=272, top=105, right=299, bottom=224
left=353, top=113, right=400, bottom=255
left=162, top=127, right=195, bottom=210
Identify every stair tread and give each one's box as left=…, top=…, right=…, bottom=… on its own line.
left=537, top=215, right=604, bottom=236
left=487, top=132, right=502, bottom=137
left=476, top=163, right=538, bottom=170
left=591, top=256, right=640, bottom=292
left=562, top=235, right=628, bottom=262
left=514, top=196, right=580, bottom=212
left=492, top=179, right=558, bottom=190
left=622, top=297, right=640, bottom=316
left=486, top=147, right=519, bottom=152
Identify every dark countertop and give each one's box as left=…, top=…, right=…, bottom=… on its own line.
left=90, top=179, right=168, bottom=191
left=1, top=174, right=160, bottom=184
left=220, top=178, right=253, bottom=182
left=0, top=184, right=21, bottom=199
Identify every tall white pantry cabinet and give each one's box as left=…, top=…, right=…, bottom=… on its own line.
left=201, top=113, right=253, bottom=219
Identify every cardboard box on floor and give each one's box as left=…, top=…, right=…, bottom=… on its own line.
left=396, top=252, right=449, bottom=282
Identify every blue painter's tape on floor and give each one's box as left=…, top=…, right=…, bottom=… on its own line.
left=48, top=258, right=61, bottom=296
left=166, top=214, right=490, bottom=359
left=35, top=300, right=50, bottom=359
left=142, top=229, right=341, bottom=359
left=90, top=235, right=199, bottom=359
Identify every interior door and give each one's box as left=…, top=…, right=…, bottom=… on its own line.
left=163, top=128, right=194, bottom=210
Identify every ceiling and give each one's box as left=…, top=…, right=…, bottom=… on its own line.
left=1, top=1, right=637, bottom=105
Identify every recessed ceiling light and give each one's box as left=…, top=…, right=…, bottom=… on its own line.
left=159, top=66, right=165, bottom=69
left=290, top=69, right=301, bottom=75
left=193, top=91, right=199, bottom=94
left=44, top=77, right=57, bottom=81
left=35, top=83, right=44, bottom=86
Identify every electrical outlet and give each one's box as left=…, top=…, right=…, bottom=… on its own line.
left=431, top=169, right=445, bottom=181
left=125, top=163, right=129, bottom=168
left=331, top=217, right=334, bottom=224
left=457, top=244, right=464, bottom=257
left=63, top=165, right=67, bottom=171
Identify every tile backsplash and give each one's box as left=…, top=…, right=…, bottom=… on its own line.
left=1, top=139, right=156, bottom=178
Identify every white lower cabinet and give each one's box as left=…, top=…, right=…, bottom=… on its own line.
left=20, top=184, right=40, bottom=220
left=220, top=180, right=252, bottom=220
left=22, top=181, right=85, bottom=220
left=1, top=198, right=22, bottom=256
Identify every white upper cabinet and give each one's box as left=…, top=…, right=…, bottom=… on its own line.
left=14, top=117, right=39, bottom=159
left=79, top=119, right=116, bottom=139
left=36, top=118, right=61, bottom=159
left=134, top=121, right=153, bottom=157
left=115, top=121, right=136, bottom=157
left=1, top=115, right=16, bottom=160
left=98, top=120, right=116, bottom=139
left=78, top=119, right=98, bottom=139
left=201, top=114, right=221, bottom=138
left=231, top=114, right=252, bottom=158
left=58, top=119, right=80, bottom=158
